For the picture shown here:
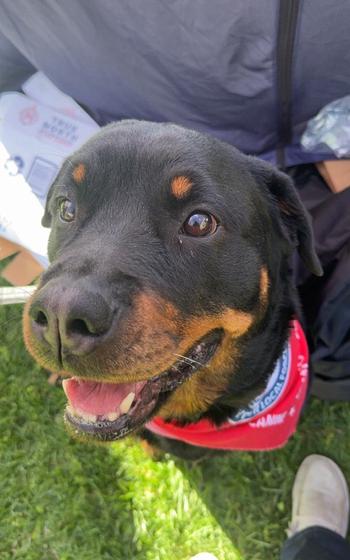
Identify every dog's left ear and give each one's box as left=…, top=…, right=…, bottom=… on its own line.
left=250, top=158, right=323, bottom=276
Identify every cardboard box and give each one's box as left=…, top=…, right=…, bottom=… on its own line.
left=316, top=160, right=350, bottom=193
left=0, top=236, right=43, bottom=286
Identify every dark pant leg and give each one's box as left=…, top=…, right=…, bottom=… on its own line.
left=281, top=526, right=350, bottom=560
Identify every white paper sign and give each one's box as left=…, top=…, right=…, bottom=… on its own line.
left=0, top=75, right=99, bottom=266
left=22, top=72, right=98, bottom=127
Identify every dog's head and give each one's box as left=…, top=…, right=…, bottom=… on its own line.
left=23, top=121, right=321, bottom=441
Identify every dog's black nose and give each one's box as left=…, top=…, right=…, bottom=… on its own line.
left=29, top=283, right=114, bottom=356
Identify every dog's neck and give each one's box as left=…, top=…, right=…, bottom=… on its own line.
left=203, top=263, right=300, bottom=426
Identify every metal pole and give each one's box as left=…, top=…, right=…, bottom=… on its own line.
left=0, top=286, right=37, bottom=305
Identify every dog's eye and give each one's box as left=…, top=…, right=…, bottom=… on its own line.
left=59, top=198, right=76, bottom=223
left=182, top=212, right=218, bottom=237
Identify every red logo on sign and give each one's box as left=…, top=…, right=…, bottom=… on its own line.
left=19, top=105, right=39, bottom=126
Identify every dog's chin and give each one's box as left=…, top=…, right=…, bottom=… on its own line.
left=63, top=329, right=223, bottom=442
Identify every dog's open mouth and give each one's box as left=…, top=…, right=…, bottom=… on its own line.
left=63, top=329, right=222, bottom=441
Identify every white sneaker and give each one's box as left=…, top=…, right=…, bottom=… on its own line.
left=287, top=454, right=349, bottom=538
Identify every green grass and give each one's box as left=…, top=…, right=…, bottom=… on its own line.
left=1, top=282, right=350, bottom=559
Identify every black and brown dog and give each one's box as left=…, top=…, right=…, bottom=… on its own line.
left=23, top=121, right=322, bottom=459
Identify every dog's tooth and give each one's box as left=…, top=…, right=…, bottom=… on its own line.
left=62, top=378, right=69, bottom=396
left=120, top=392, right=135, bottom=414
left=106, top=412, right=119, bottom=422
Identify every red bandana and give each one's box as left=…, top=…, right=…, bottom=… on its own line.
left=146, top=320, right=308, bottom=451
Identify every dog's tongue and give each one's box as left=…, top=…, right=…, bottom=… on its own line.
left=62, top=378, right=146, bottom=415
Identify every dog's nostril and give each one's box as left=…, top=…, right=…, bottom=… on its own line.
left=34, top=310, right=49, bottom=327
left=67, top=318, right=94, bottom=337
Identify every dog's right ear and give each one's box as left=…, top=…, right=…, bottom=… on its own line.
left=248, top=157, right=323, bottom=277
left=41, top=182, right=56, bottom=228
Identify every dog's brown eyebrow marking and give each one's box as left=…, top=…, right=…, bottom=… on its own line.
left=72, top=163, right=86, bottom=184
left=171, top=176, right=193, bottom=199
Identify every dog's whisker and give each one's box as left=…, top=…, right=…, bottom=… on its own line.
left=175, top=358, right=197, bottom=369
left=171, top=365, right=184, bottom=375
left=6, top=285, right=36, bottom=294
left=173, top=353, right=206, bottom=368
left=0, top=315, right=25, bottom=329
left=1, top=286, right=36, bottom=296
left=0, top=285, right=37, bottom=305
left=64, top=157, right=75, bottom=169
left=2, top=335, right=35, bottom=350
left=59, top=157, right=78, bottom=173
